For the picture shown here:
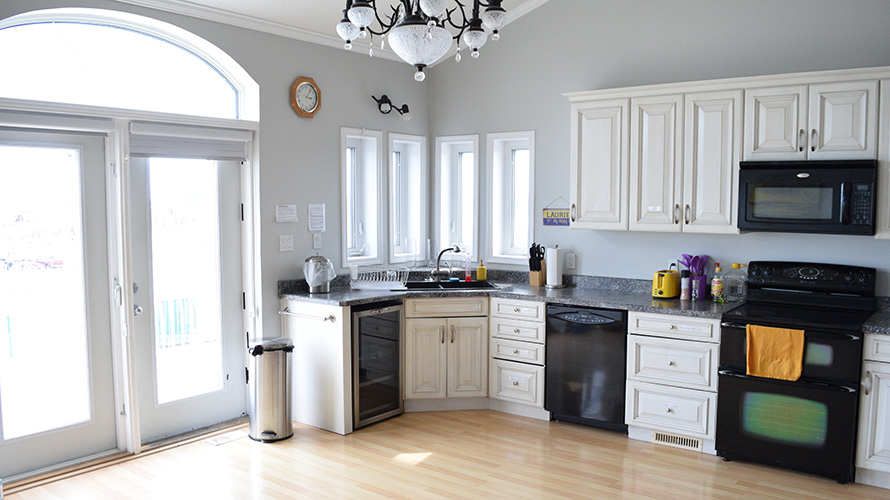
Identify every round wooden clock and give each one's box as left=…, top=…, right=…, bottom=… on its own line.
left=290, top=76, right=320, bottom=118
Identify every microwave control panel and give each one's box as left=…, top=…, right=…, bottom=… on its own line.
left=851, top=182, right=874, bottom=225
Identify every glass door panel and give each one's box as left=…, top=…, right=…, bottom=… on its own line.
left=0, top=132, right=117, bottom=479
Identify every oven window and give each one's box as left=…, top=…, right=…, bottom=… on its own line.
left=742, top=393, right=827, bottom=447
left=804, top=344, right=834, bottom=367
left=750, top=187, right=833, bottom=220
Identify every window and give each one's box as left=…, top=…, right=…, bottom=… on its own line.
left=488, top=131, right=535, bottom=265
left=389, top=134, right=426, bottom=265
left=341, top=128, right=383, bottom=267
left=436, top=135, right=479, bottom=263
left=0, top=8, right=258, bottom=120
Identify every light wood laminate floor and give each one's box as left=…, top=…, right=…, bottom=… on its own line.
left=9, top=410, right=889, bottom=499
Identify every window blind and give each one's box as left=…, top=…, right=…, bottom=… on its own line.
left=129, top=122, right=252, bottom=161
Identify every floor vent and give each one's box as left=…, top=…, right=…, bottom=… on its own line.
left=651, top=431, right=702, bottom=452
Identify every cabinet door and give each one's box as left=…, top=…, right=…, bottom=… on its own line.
left=743, top=85, right=807, bottom=160
left=807, top=80, right=878, bottom=159
left=446, top=317, right=488, bottom=398
left=682, top=90, right=741, bottom=234
left=404, top=318, right=446, bottom=399
left=570, top=98, right=629, bottom=229
left=857, top=361, right=890, bottom=472
left=629, top=95, right=683, bottom=231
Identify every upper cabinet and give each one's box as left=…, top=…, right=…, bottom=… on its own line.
left=876, top=79, right=890, bottom=239
left=744, top=80, right=878, bottom=161
left=569, top=98, right=629, bottom=230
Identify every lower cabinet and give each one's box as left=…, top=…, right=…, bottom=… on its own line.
left=488, top=298, right=547, bottom=411
left=404, top=298, right=488, bottom=400
left=625, top=311, right=721, bottom=454
left=856, top=334, right=890, bottom=488
left=490, top=358, right=544, bottom=406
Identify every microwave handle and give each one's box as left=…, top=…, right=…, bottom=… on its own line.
left=840, top=182, right=849, bottom=225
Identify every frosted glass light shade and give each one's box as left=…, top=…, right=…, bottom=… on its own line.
left=336, top=19, right=360, bottom=42
left=347, top=2, right=375, bottom=28
left=481, top=9, right=507, bottom=31
left=462, top=27, right=487, bottom=51
left=420, top=0, right=448, bottom=18
left=388, top=23, right=452, bottom=66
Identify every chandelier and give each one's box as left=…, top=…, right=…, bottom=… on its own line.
left=336, top=0, right=508, bottom=82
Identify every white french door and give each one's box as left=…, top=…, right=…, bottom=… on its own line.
left=129, top=156, right=246, bottom=443
left=0, top=130, right=118, bottom=479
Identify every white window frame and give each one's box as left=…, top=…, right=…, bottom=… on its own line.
left=487, top=131, right=535, bottom=266
left=341, top=128, right=384, bottom=267
left=388, top=133, right=427, bottom=265
left=435, top=135, right=479, bottom=265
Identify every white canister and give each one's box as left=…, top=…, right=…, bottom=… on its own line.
left=545, top=245, right=565, bottom=289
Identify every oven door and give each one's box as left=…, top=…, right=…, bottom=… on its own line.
left=720, top=322, right=862, bottom=383
left=716, top=370, right=858, bottom=483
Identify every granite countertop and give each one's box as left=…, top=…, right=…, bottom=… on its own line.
left=280, top=283, right=738, bottom=319
left=864, top=312, right=890, bottom=335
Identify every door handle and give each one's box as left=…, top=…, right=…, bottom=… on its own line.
left=134, top=305, right=144, bottom=316
left=450, top=325, right=455, bottom=343
left=811, top=129, right=818, bottom=152
left=673, top=204, right=680, bottom=224
left=440, top=326, right=444, bottom=344
left=570, top=203, right=576, bottom=222
left=798, top=129, right=805, bottom=152
left=684, top=204, right=690, bottom=225
left=840, top=182, right=849, bottom=225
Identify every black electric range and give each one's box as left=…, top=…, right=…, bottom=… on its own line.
left=716, top=261, right=876, bottom=484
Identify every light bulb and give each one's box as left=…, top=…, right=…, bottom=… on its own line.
left=345, top=42, right=353, bottom=50
left=471, top=49, right=480, bottom=59
left=414, top=70, right=426, bottom=82
left=492, top=32, right=500, bottom=41
left=358, top=29, right=367, bottom=39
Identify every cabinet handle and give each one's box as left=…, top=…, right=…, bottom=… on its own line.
left=667, top=356, right=675, bottom=366
left=684, top=204, right=690, bottom=225
left=799, top=129, right=805, bottom=152
left=811, top=129, right=817, bottom=152
left=450, top=325, right=455, bottom=343
left=864, top=371, right=873, bottom=395
left=571, top=203, right=576, bottom=222
left=673, top=204, right=680, bottom=224
left=440, top=326, right=445, bottom=344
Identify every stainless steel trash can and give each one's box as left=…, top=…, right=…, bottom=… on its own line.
left=248, top=337, right=294, bottom=442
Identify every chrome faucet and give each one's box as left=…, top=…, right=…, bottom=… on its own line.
left=431, top=244, right=462, bottom=281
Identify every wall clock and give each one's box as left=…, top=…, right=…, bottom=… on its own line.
left=290, top=76, right=320, bottom=118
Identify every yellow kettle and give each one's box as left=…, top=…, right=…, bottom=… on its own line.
left=652, top=269, right=680, bottom=298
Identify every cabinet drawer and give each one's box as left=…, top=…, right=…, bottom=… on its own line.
left=863, top=334, right=890, bottom=363
left=490, top=317, right=545, bottom=344
left=404, top=297, right=489, bottom=318
left=627, top=334, right=718, bottom=391
left=625, top=381, right=716, bottom=438
left=628, top=312, right=720, bottom=342
left=490, top=337, right=545, bottom=365
left=489, top=359, right=544, bottom=407
left=491, top=298, right=545, bottom=322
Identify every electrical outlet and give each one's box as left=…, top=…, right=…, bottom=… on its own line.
left=566, top=253, right=576, bottom=270
left=668, top=259, right=679, bottom=271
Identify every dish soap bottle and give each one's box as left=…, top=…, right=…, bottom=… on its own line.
left=711, top=263, right=725, bottom=303
left=725, top=263, right=747, bottom=301
left=477, top=260, right=487, bottom=281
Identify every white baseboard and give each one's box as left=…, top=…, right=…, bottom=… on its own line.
left=404, top=397, right=490, bottom=412
left=856, top=467, right=890, bottom=490
left=627, top=425, right=716, bottom=455
left=488, top=399, right=550, bottom=421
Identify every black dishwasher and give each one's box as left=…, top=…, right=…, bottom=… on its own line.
left=545, top=304, right=628, bottom=432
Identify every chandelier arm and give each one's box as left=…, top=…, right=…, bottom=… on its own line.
left=442, top=2, right=472, bottom=31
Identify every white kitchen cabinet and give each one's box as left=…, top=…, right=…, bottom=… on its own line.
left=625, top=311, right=721, bottom=454
left=569, top=98, right=629, bottom=230
left=629, top=94, right=683, bottom=231
left=744, top=80, right=878, bottom=161
left=628, top=91, right=740, bottom=234
left=856, top=334, right=890, bottom=488
left=404, top=298, right=488, bottom=400
left=280, top=299, right=352, bottom=435
left=876, top=79, right=890, bottom=239
left=488, top=298, right=548, bottom=416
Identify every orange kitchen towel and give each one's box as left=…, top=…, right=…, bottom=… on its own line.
left=746, top=324, right=805, bottom=381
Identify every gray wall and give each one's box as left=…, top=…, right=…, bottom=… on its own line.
left=429, top=0, right=890, bottom=294
left=1, top=0, right=430, bottom=335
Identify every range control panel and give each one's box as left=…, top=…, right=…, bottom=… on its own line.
left=748, top=261, right=876, bottom=295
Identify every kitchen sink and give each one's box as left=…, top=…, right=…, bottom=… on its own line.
left=397, top=280, right=499, bottom=291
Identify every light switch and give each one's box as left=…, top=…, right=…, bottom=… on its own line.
left=312, top=233, right=322, bottom=249
left=279, top=234, right=294, bottom=252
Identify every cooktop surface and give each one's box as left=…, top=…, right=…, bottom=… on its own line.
left=722, top=302, right=873, bottom=331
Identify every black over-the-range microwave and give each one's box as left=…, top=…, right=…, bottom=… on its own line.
left=737, top=159, right=877, bottom=235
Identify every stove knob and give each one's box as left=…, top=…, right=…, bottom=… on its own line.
left=858, top=273, right=870, bottom=284
left=763, top=267, right=774, bottom=277
left=844, top=273, right=855, bottom=283
left=751, top=266, right=762, bottom=277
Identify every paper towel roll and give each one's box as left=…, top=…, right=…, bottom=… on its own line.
left=545, top=246, right=564, bottom=288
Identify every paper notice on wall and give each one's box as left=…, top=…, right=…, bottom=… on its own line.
left=275, top=204, right=298, bottom=222
left=308, top=203, right=325, bottom=232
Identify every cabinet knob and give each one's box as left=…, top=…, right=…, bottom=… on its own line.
left=513, top=328, right=521, bottom=333
left=665, top=407, right=673, bottom=413
left=513, top=308, right=521, bottom=312
left=513, top=349, right=520, bottom=354
left=667, top=357, right=675, bottom=366
left=668, top=324, right=676, bottom=330
left=512, top=381, right=519, bottom=386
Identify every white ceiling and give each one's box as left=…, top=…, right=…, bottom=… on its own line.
left=113, top=0, right=549, bottom=62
